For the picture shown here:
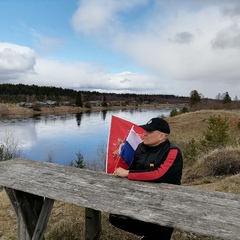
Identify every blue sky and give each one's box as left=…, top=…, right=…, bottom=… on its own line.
left=0, top=0, right=240, bottom=99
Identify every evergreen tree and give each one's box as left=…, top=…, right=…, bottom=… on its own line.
left=75, top=92, right=83, bottom=107
left=101, top=95, right=108, bottom=107
left=202, top=115, right=229, bottom=148
left=222, top=92, right=231, bottom=104
left=70, top=152, right=85, bottom=168
left=189, top=90, right=201, bottom=106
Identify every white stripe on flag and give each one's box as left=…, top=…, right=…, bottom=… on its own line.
left=126, top=128, right=143, bottom=150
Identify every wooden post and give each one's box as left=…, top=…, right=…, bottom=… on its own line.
left=85, top=208, right=101, bottom=240
left=18, top=211, right=31, bottom=240
left=4, top=187, right=54, bottom=240
left=32, top=198, right=54, bottom=240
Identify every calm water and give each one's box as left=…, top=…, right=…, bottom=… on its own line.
left=0, top=107, right=172, bottom=166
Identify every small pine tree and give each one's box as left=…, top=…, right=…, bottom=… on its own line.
left=101, top=95, right=108, bottom=107
left=190, top=90, right=201, bottom=106
left=75, top=93, right=83, bottom=107
left=183, top=138, right=199, bottom=164
left=170, top=108, right=178, bottom=117
left=180, top=106, right=188, bottom=113
left=70, top=151, right=85, bottom=168
left=201, top=115, right=230, bottom=148
left=222, top=92, right=231, bottom=104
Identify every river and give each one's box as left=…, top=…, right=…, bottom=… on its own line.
left=0, top=107, right=173, bottom=168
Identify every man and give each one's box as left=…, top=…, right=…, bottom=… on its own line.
left=109, top=117, right=183, bottom=240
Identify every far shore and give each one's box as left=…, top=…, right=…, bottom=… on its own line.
left=0, top=102, right=184, bottom=119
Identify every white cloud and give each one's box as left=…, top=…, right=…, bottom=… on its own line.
left=71, top=0, right=148, bottom=35
left=23, top=58, right=161, bottom=93
left=0, top=43, right=164, bottom=94
left=0, top=43, right=36, bottom=81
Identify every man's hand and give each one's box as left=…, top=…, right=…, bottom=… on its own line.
left=114, top=167, right=129, bottom=178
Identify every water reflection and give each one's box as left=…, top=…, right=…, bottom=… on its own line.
left=76, top=113, right=83, bottom=127
left=85, top=110, right=92, bottom=117
left=101, top=110, right=107, bottom=120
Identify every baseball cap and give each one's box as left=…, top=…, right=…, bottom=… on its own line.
left=139, top=117, right=170, bottom=134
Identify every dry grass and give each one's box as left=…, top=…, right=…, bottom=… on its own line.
left=0, top=103, right=171, bottom=119
left=0, top=103, right=85, bottom=119
left=0, top=109, right=240, bottom=240
left=0, top=191, right=18, bottom=240
left=168, top=109, right=240, bottom=143
left=183, top=146, right=240, bottom=184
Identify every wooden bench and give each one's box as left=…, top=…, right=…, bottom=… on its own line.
left=0, top=158, right=239, bottom=240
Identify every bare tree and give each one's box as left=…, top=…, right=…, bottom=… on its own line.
left=0, top=130, right=23, bottom=161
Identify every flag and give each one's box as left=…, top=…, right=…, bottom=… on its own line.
left=116, top=127, right=143, bottom=169
left=106, top=115, right=144, bottom=174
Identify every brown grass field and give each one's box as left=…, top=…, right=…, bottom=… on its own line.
left=0, top=108, right=240, bottom=240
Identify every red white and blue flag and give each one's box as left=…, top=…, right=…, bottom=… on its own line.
left=106, top=115, right=144, bottom=174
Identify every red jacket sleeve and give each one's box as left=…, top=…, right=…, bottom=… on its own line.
left=128, top=149, right=178, bottom=181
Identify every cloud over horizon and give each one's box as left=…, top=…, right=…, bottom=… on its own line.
left=0, top=43, right=36, bottom=79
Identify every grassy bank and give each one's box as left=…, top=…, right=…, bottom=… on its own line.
left=0, top=102, right=179, bottom=119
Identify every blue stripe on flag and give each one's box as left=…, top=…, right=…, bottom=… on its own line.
left=119, top=141, right=135, bottom=166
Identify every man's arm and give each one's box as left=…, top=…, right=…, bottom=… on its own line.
left=114, top=149, right=182, bottom=183
left=128, top=149, right=178, bottom=181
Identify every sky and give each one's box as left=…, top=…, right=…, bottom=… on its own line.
left=0, top=0, right=240, bottom=99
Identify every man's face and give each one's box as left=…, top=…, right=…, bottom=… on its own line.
left=143, top=130, right=166, bottom=147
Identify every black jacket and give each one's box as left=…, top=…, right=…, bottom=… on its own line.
left=128, top=139, right=183, bottom=185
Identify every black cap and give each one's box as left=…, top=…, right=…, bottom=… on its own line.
left=139, top=118, right=170, bottom=134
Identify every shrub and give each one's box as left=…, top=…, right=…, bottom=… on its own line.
left=182, top=147, right=240, bottom=184
left=0, top=131, right=23, bottom=161
left=205, top=148, right=240, bottom=176
left=170, top=108, right=178, bottom=117
left=84, top=102, right=92, bottom=109
left=201, top=115, right=230, bottom=148
left=85, top=141, right=107, bottom=171
left=33, top=103, right=41, bottom=111
left=70, top=151, right=85, bottom=168
left=0, top=144, right=13, bottom=161
left=170, top=107, right=188, bottom=117
left=183, top=138, right=200, bottom=165
left=179, top=106, right=189, bottom=114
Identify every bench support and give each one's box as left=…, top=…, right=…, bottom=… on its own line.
left=85, top=208, right=101, bottom=240
left=4, top=187, right=54, bottom=240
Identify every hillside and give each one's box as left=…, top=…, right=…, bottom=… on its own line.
left=0, top=109, right=240, bottom=240
left=168, top=109, right=240, bottom=143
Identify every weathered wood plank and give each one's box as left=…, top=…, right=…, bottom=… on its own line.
left=0, top=158, right=240, bottom=239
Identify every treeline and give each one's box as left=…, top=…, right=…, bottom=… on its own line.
left=0, top=83, right=189, bottom=105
